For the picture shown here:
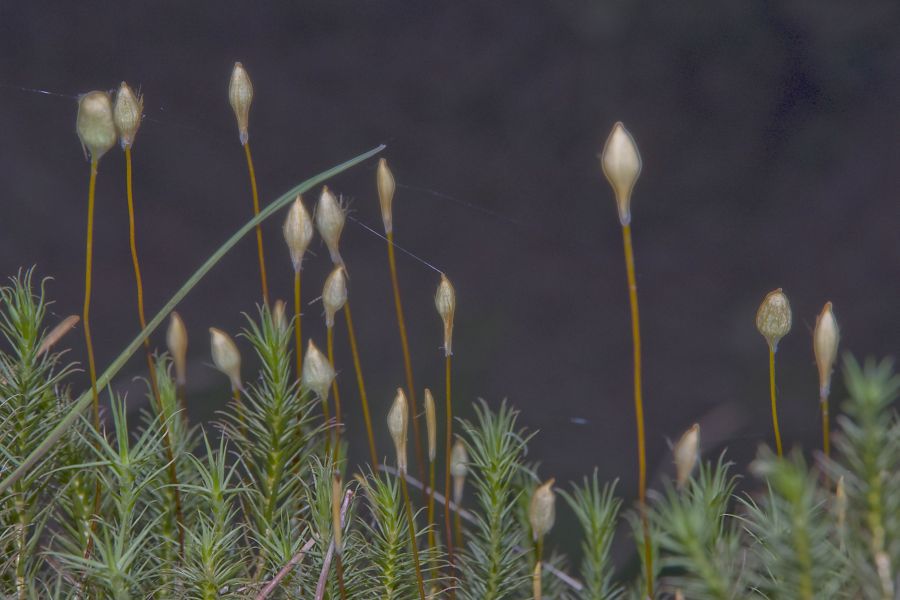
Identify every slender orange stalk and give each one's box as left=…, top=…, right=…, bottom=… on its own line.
left=233, top=388, right=247, bottom=438
left=343, top=303, right=378, bottom=469
left=621, top=223, right=653, bottom=596
left=427, top=458, right=436, bottom=550
left=327, top=325, right=342, bottom=455
left=400, top=475, right=427, bottom=600
left=386, top=231, right=425, bottom=482
left=821, top=391, right=829, bottom=457
left=83, top=158, right=100, bottom=430
left=294, top=270, right=302, bottom=378
left=125, top=146, right=185, bottom=555
left=243, top=142, right=269, bottom=305
left=443, top=355, right=454, bottom=569
left=769, top=348, right=783, bottom=457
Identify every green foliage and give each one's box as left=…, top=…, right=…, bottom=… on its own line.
left=560, top=472, right=622, bottom=600
left=0, top=271, right=898, bottom=599
left=826, top=357, right=900, bottom=599
left=651, top=457, right=743, bottom=599
left=457, top=399, right=532, bottom=600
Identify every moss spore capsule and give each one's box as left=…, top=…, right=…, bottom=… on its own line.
left=601, top=122, right=642, bottom=226
left=673, top=423, right=700, bottom=488
left=301, top=339, right=335, bottom=400
left=76, top=91, right=117, bottom=161
left=113, top=81, right=143, bottom=149
left=316, top=186, right=346, bottom=267
left=814, top=302, right=840, bottom=397
left=424, top=388, right=437, bottom=462
left=323, top=265, right=348, bottom=329
left=756, top=288, right=792, bottom=352
left=209, top=327, right=241, bottom=392
left=167, top=312, right=188, bottom=386
left=388, top=388, right=409, bottom=475
left=228, top=61, right=253, bottom=145
left=283, top=195, right=314, bottom=272
left=272, top=299, right=288, bottom=332
left=450, top=437, right=468, bottom=505
left=377, top=158, right=396, bottom=234
left=529, top=478, right=556, bottom=541
left=435, top=274, right=456, bottom=357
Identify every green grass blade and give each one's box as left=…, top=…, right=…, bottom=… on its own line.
left=0, top=144, right=385, bottom=495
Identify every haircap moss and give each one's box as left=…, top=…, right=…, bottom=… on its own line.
left=388, top=388, right=409, bottom=475
left=756, top=288, right=792, bottom=352
left=166, top=312, right=188, bottom=386
left=377, top=158, right=396, bottom=234
left=209, top=327, right=241, bottom=392
left=76, top=91, right=117, bottom=161
left=283, top=194, right=314, bottom=272
left=301, top=339, right=335, bottom=400
left=113, top=82, right=143, bottom=149
left=228, top=61, right=253, bottom=145
left=601, top=122, right=642, bottom=226
left=316, top=186, right=346, bottom=267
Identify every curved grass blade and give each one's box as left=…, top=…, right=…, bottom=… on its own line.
left=0, top=144, right=385, bottom=495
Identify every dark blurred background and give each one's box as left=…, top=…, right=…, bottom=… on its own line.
left=0, top=0, right=898, bottom=534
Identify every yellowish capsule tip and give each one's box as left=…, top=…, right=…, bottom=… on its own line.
left=316, top=186, right=346, bottom=267
left=228, top=61, right=253, bottom=145
left=377, top=158, right=396, bottom=234
left=424, top=388, right=437, bottom=462
left=76, top=91, right=117, bottom=162
left=388, top=388, right=409, bottom=475
left=600, top=121, right=642, bottom=226
left=814, top=301, right=840, bottom=398
left=166, top=312, right=189, bottom=386
left=272, top=299, right=288, bottom=333
left=113, top=81, right=143, bottom=149
left=301, top=339, right=335, bottom=401
left=283, top=195, right=314, bottom=272
left=674, top=423, right=700, bottom=488
left=209, top=327, right=241, bottom=392
left=529, top=478, right=556, bottom=541
left=435, top=274, right=456, bottom=356
left=323, top=265, right=348, bottom=329
left=756, top=288, right=792, bottom=352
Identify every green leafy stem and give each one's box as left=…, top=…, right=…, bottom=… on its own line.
left=0, top=144, right=385, bottom=495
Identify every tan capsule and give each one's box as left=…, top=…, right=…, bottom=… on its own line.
left=228, top=62, right=253, bottom=145
left=600, top=122, right=642, bottom=226
left=435, top=274, right=456, bottom=357
left=332, top=473, right=343, bottom=556
left=315, top=186, right=346, bottom=267
left=529, top=478, right=556, bottom=541
left=814, top=302, right=840, bottom=397
left=876, top=551, right=894, bottom=598
left=835, top=475, right=846, bottom=533
left=450, top=437, right=468, bottom=506
left=167, top=312, right=189, bottom=386
left=322, top=265, right=348, bottom=329
left=76, top=91, right=117, bottom=162
left=113, top=81, right=143, bottom=149
left=424, top=388, right=437, bottom=462
left=388, top=388, right=409, bottom=475
left=283, top=195, right=314, bottom=272
left=377, top=158, right=396, bottom=234
left=674, top=423, right=700, bottom=489
left=37, top=315, right=79, bottom=357
left=301, top=339, right=335, bottom=400
left=273, top=299, right=288, bottom=333
left=756, top=288, right=792, bottom=352
left=209, top=327, right=241, bottom=392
